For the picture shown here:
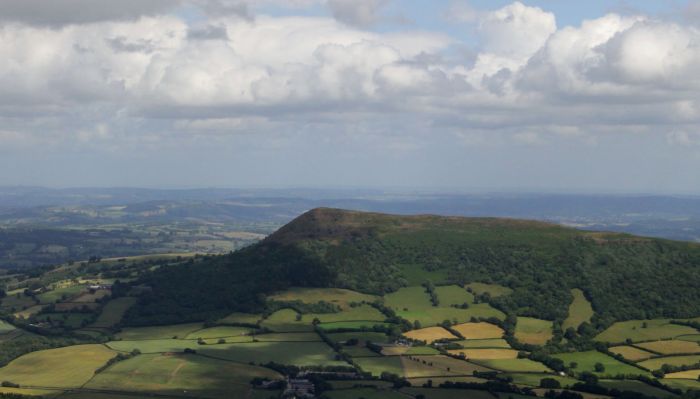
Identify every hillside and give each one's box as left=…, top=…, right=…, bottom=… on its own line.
left=126, top=208, right=700, bottom=326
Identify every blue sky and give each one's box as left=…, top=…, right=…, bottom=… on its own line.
left=0, top=0, right=699, bottom=193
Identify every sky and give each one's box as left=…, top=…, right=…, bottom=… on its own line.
left=1, top=0, right=700, bottom=193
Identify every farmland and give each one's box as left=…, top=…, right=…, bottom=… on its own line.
left=596, top=319, right=699, bottom=343
left=552, top=351, right=649, bottom=377
left=403, top=326, right=457, bottom=343
left=563, top=288, right=595, bottom=330
left=514, top=317, right=553, bottom=345
left=639, top=355, right=700, bottom=371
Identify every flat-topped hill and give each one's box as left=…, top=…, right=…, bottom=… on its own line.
left=127, top=208, right=700, bottom=326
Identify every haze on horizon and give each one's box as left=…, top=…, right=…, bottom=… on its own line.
left=2, top=0, right=700, bottom=194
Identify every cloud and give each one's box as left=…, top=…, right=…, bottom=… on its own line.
left=326, top=0, right=390, bottom=27
left=0, top=0, right=180, bottom=27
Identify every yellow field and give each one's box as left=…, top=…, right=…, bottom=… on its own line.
left=639, top=355, right=700, bottom=371
left=447, top=348, right=519, bottom=360
left=609, top=346, right=655, bottom=361
left=269, top=287, right=377, bottom=310
left=665, top=369, right=700, bottom=379
left=404, top=327, right=457, bottom=343
left=0, top=344, right=116, bottom=388
left=636, top=340, right=700, bottom=355
left=451, top=322, right=504, bottom=339
left=515, top=317, right=553, bottom=346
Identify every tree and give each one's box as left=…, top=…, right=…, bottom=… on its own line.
left=413, top=320, right=422, bottom=330
left=594, top=362, right=605, bottom=373
left=569, top=362, right=578, bottom=369
left=540, top=378, right=561, bottom=389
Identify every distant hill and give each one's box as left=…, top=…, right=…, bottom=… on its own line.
left=126, top=208, right=700, bottom=327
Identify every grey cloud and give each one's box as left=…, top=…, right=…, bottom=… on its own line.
left=187, top=25, right=230, bottom=41
left=327, top=0, right=390, bottom=27
left=0, top=0, right=181, bottom=27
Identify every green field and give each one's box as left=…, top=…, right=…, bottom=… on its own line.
left=217, top=312, right=262, bottom=325
left=385, top=286, right=432, bottom=310
left=0, top=344, right=116, bottom=388
left=260, top=309, right=314, bottom=332
left=89, top=297, right=138, bottom=329
left=470, top=358, right=550, bottom=373
left=37, top=285, right=86, bottom=304
left=434, top=285, right=474, bottom=306
left=116, top=323, right=204, bottom=340
left=599, top=379, right=678, bottom=398
left=199, top=341, right=347, bottom=367
left=36, top=312, right=94, bottom=329
left=0, top=320, right=16, bottom=334
left=636, top=340, right=700, bottom=355
left=663, top=378, right=700, bottom=392
left=317, top=321, right=393, bottom=332
left=595, top=319, right=699, bottom=343
left=563, top=289, right=594, bottom=330
left=552, top=351, right=648, bottom=377
left=515, top=317, right=553, bottom=345
left=382, top=346, right=440, bottom=356
left=185, top=326, right=255, bottom=339
left=402, top=355, right=490, bottom=377
left=86, top=353, right=281, bottom=398
left=325, top=387, right=406, bottom=399
left=353, top=356, right=404, bottom=377
left=402, top=387, right=495, bottom=399
left=609, top=345, right=655, bottom=361
left=679, top=334, right=700, bottom=342
left=107, top=339, right=201, bottom=354
left=269, top=287, right=377, bottom=309
left=327, top=331, right=390, bottom=345
left=505, top=373, right=578, bottom=388
left=638, top=355, right=700, bottom=371
left=254, top=332, right=321, bottom=342
left=304, top=304, right=386, bottom=323
left=396, top=303, right=505, bottom=327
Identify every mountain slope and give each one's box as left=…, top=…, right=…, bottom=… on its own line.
left=126, top=208, right=700, bottom=326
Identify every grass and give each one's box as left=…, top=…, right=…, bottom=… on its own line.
left=563, top=289, right=594, bottom=331
left=663, top=378, right=700, bottom=392
left=595, top=319, right=699, bottom=343
left=185, top=326, right=255, bottom=339
left=515, top=317, right=553, bottom=345
left=451, top=322, right=504, bottom=339
left=609, top=346, right=656, bottom=361
left=454, top=339, right=510, bottom=349
left=465, top=282, right=512, bottom=297
left=552, top=351, right=648, bottom=377
left=599, top=380, right=678, bottom=399
left=116, top=323, right=204, bottom=340
left=327, top=332, right=389, bottom=345
left=404, top=327, right=457, bottom=343
left=269, top=287, right=377, bottom=310
left=107, top=339, right=201, bottom=354
left=470, top=358, right=551, bottom=373
left=86, top=353, right=281, bottom=399
left=396, top=304, right=505, bottom=327
left=254, top=332, right=321, bottom=342
left=35, top=313, right=93, bottom=329
left=89, top=297, right=137, bottom=329
left=385, top=286, right=432, bottom=310
left=325, top=387, right=406, bottom=399
left=401, top=355, right=489, bottom=378
left=199, top=341, right=347, bottom=367
left=0, top=320, right=16, bottom=334
left=434, top=285, right=474, bottom=306
left=382, top=346, right=440, bottom=356
left=639, top=355, right=700, bottom=371
left=0, top=344, right=116, bottom=388
left=679, top=335, right=700, bottom=342
left=304, top=304, right=386, bottom=323
left=217, top=312, right=262, bottom=325
left=447, top=348, right=519, bottom=360
left=636, top=340, right=700, bottom=355
left=505, top=373, right=578, bottom=388
left=665, top=369, right=700, bottom=379
left=260, top=309, right=313, bottom=332
left=354, top=356, right=404, bottom=377
left=36, top=285, right=85, bottom=304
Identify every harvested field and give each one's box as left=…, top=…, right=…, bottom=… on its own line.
left=451, top=322, right=504, bottom=339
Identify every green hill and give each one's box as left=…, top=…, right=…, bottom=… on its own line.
left=125, top=208, right=700, bottom=326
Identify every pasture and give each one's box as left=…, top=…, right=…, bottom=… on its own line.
left=636, top=340, right=700, bottom=355
left=254, top=332, right=321, bottom=342
left=354, top=356, right=404, bottom=377
left=116, top=323, right=204, bottom=340
left=402, top=387, right=495, bottom=399
left=452, top=322, right=504, bottom=339
left=260, top=309, right=313, bottom=332
left=217, top=312, right=261, bottom=325
left=89, top=297, right=137, bottom=329
left=384, top=286, right=432, bottom=310
left=0, top=320, right=16, bottom=334
left=447, top=348, right=519, bottom=360
left=107, top=339, right=200, bottom=354
left=85, top=353, right=281, bottom=399
left=454, top=339, right=510, bottom=348
left=665, top=369, right=700, bottom=379
left=327, top=331, right=389, bottom=345
left=401, top=355, right=489, bottom=377
left=514, top=317, right=553, bottom=345
left=595, top=319, right=699, bottom=343
left=269, top=287, right=377, bottom=309
left=639, top=355, right=700, bottom=371
left=679, top=334, right=700, bottom=342
left=382, top=346, right=439, bottom=356
left=506, top=373, right=578, bottom=388
left=434, top=285, right=474, bottom=306
left=563, top=289, right=594, bottom=330
left=396, top=303, right=505, bottom=327
left=325, top=387, right=406, bottom=399
left=0, top=344, right=116, bottom=388
left=305, top=304, right=385, bottom=323
left=663, top=378, right=700, bottom=392
left=199, top=341, right=347, bottom=367
left=552, top=351, right=648, bottom=376
left=470, top=358, right=551, bottom=373
left=609, top=346, right=655, bottom=361
left=317, top=321, right=393, bottom=332
left=185, top=326, right=255, bottom=339
left=404, top=326, right=457, bottom=343
left=599, top=380, right=678, bottom=399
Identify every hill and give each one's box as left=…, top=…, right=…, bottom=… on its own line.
left=125, top=208, right=700, bottom=327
